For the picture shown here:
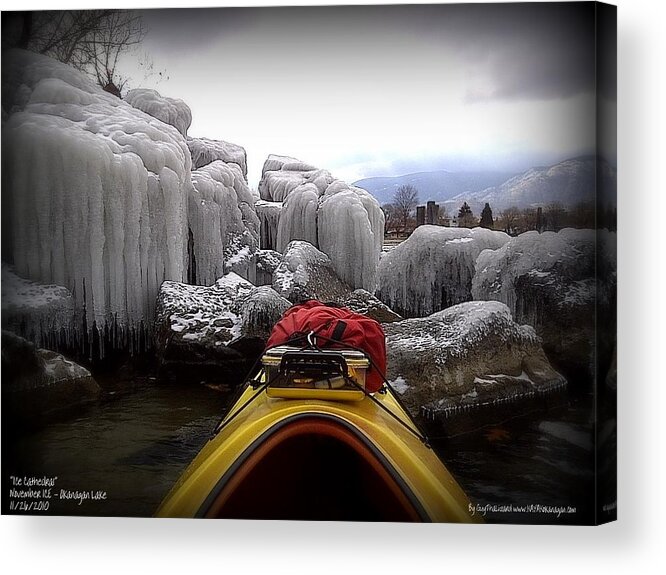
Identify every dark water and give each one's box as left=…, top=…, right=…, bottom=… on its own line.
left=429, top=391, right=596, bottom=524
left=3, top=378, right=595, bottom=523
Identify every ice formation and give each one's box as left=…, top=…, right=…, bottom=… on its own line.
left=2, top=50, right=261, bottom=355
left=2, top=50, right=192, bottom=352
left=276, top=184, right=320, bottom=252
left=471, top=228, right=617, bottom=380
left=384, top=301, right=566, bottom=415
left=255, top=201, right=283, bottom=251
left=1, top=264, right=75, bottom=349
left=376, top=226, right=510, bottom=318
left=189, top=161, right=259, bottom=285
left=272, top=241, right=352, bottom=303
left=187, top=136, right=247, bottom=178
left=257, top=155, right=385, bottom=290
left=472, top=228, right=600, bottom=320
left=255, top=249, right=282, bottom=286
left=125, top=88, right=192, bottom=137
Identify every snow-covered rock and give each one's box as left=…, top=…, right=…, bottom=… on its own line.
left=472, top=228, right=616, bottom=381
left=154, top=273, right=288, bottom=384
left=384, top=301, right=565, bottom=416
left=255, top=201, right=283, bottom=251
left=2, top=264, right=75, bottom=349
left=2, top=50, right=191, bottom=351
left=255, top=249, right=282, bottom=286
left=258, top=155, right=384, bottom=290
left=2, top=330, right=100, bottom=418
left=189, top=160, right=259, bottom=284
left=125, top=88, right=192, bottom=137
left=155, top=273, right=254, bottom=384
left=342, top=289, right=402, bottom=323
left=376, top=226, right=510, bottom=318
left=187, top=136, right=247, bottom=178
left=272, top=241, right=352, bottom=304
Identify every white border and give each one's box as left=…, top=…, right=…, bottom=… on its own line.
left=1, top=1, right=663, bottom=574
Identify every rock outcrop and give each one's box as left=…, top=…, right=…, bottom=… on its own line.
left=154, top=273, right=289, bottom=384
left=384, top=301, right=565, bottom=417
left=272, top=241, right=352, bottom=304
left=1, top=330, right=100, bottom=418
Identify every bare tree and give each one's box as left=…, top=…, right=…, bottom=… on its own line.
left=382, top=203, right=401, bottom=235
left=498, top=206, right=521, bottom=235
left=6, top=10, right=147, bottom=97
left=393, top=185, right=419, bottom=233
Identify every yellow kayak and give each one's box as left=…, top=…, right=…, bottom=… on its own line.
left=156, top=348, right=479, bottom=522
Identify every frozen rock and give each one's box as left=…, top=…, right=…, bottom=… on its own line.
left=257, top=155, right=384, bottom=291
left=472, top=228, right=617, bottom=382
left=125, top=88, right=192, bottom=137
left=189, top=160, right=259, bottom=284
left=272, top=241, right=352, bottom=304
left=384, top=301, right=565, bottom=416
left=318, top=185, right=384, bottom=291
left=255, top=249, right=282, bottom=286
left=238, top=286, right=291, bottom=340
left=1, top=264, right=75, bottom=349
left=187, top=136, right=247, bottom=178
left=276, top=183, right=320, bottom=252
left=1, top=330, right=100, bottom=418
left=377, top=226, right=510, bottom=318
left=2, top=50, right=191, bottom=353
left=261, top=154, right=317, bottom=176
left=342, top=289, right=402, bottom=323
left=255, top=200, right=282, bottom=251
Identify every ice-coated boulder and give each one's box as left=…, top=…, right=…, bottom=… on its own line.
left=255, top=201, right=283, bottom=251
left=255, top=249, right=282, bottom=286
left=384, top=301, right=565, bottom=417
left=125, top=88, right=192, bottom=137
left=189, top=160, right=259, bottom=285
left=1, top=264, right=75, bottom=349
left=472, top=228, right=617, bottom=381
left=187, top=136, right=247, bottom=178
left=272, top=241, right=352, bottom=304
left=2, top=50, right=192, bottom=350
left=342, top=289, right=402, bottom=323
left=239, top=286, right=291, bottom=340
left=258, top=155, right=384, bottom=291
left=2, top=330, right=100, bottom=419
left=154, top=273, right=287, bottom=384
left=376, top=226, right=510, bottom=318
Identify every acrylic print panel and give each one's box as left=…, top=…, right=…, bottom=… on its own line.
left=1, top=2, right=616, bottom=524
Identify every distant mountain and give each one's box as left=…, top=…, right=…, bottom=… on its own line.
left=353, top=170, right=516, bottom=206
left=442, top=157, right=617, bottom=214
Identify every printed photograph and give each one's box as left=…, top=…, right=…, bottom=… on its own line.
left=1, top=2, right=616, bottom=524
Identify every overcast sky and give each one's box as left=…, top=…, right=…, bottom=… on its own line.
left=117, top=3, right=613, bottom=187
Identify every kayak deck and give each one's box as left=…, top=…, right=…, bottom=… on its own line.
left=156, top=385, right=479, bottom=522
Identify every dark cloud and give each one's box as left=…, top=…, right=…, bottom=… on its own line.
left=140, top=3, right=604, bottom=102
